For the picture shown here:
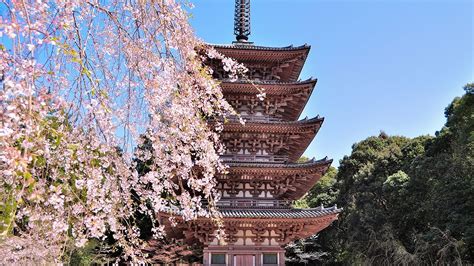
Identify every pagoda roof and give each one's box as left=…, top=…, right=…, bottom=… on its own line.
left=221, top=79, right=316, bottom=121
left=221, top=79, right=317, bottom=121
left=220, top=158, right=332, bottom=200
left=220, top=78, right=316, bottom=95
left=219, top=205, right=341, bottom=219
left=157, top=204, right=340, bottom=245
left=222, top=117, right=323, bottom=162
left=224, top=116, right=323, bottom=134
left=225, top=157, right=331, bottom=170
left=159, top=205, right=340, bottom=220
left=210, top=43, right=310, bottom=82
left=211, top=43, right=310, bottom=51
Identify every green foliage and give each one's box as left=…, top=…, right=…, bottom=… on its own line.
left=287, top=164, right=340, bottom=263
left=463, top=82, right=474, bottom=94
left=292, top=198, right=309, bottom=209
left=288, top=84, right=474, bottom=265
left=306, top=166, right=338, bottom=208
left=67, top=239, right=118, bottom=266
left=286, top=234, right=329, bottom=265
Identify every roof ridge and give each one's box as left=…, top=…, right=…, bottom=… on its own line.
left=220, top=77, right=317, bottom=85
left=226, top=115, right=323, bottom=126
left=209, top=43, right=310, bottom=51
left=226, top=157, right=332, bottom=168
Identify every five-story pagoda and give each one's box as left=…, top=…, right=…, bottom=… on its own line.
left=159, top=1, right=340, bottom=265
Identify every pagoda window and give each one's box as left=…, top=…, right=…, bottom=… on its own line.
left=211, top=253, right=226, bottom=265
left=263, top=253, right=278, bottom=265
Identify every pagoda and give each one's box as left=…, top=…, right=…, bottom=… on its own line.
left=157, top=1, right=341, bottom=265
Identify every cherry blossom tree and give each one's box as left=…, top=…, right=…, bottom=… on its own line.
left=0, top=0, right=248, bottom=263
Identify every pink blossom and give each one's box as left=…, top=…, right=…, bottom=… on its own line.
left=0, top=0, right=250, bottom=263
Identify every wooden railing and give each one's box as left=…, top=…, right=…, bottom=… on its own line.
left=216, top=199, right=292, bottom=209
left=229, top=115, right=285, bottom=123
left=221, top=154, right=288, bottom=162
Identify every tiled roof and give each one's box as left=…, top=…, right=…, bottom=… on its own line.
left=209, top=43, right=310, bottom=82
left=225, top=116, right=323, bottom=128
left=225, top=157, right=332, bottom=169
left=219, top=205, right=341, bottom=219
left=210, top=43, right=310, bottom=51
left=220, top=78, right=316, bottom=85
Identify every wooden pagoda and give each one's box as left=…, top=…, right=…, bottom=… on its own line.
left=157, top=1, right=340, bottom=265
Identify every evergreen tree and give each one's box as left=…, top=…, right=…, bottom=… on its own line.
left=290, top=84, right=473, bottom=265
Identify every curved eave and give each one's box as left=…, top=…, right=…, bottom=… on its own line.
left=220, top=78, right=317, bottom=95
left=210, top=45, right=309, bottom=61
left=210, top=43, right=310, bottom=51
left=223, top=116, right=323, bottom=134
left=283, top=161, right=331, bottom=199
left=158, top=205, right=341, bottom=221
left=219, top=205, right=341, bottom=219
left=157, top=206, right=341, bottom=245
left=226, top=157, right=332, bottom=173
left=221, top=79, right=317, bottom=121
left=222, top=117, right=323, bottom=162
left=222, top=158, right=332, bottom=200
left=219, top=207, right=340, bottom=243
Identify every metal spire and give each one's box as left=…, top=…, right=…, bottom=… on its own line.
left=234, top=0, right=251, bottom=42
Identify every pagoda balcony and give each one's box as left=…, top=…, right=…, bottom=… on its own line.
left=220, top=154, right=288, bottom=163
left=216, top=199, right=293, bottom=209
left=228, top=115, right=286, bottom=123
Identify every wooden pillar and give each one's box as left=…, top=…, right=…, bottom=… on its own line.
left=228, top=253, right=234, bottom=266
left=278, top=251, right=285, bottom=266
left=255, top=252, right=262, bottom=266
left=203, top=250, right=209, bottom=266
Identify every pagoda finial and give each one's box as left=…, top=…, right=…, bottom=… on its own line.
left=234, top=0, right=251, bottom=42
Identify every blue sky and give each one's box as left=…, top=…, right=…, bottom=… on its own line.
left=189, top=0, right=473, bottom=165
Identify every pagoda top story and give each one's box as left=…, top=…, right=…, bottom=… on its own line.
left=211, top=44, right=310, bottom=82
left=206, top=1, right=312, bottom=83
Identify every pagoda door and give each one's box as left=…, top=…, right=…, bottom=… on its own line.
left=234, top=254, right=255, bottom=266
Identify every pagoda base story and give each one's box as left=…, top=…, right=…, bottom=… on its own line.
left=157, top=206, right=340, bottom=265
left=204, top=246, right=285, bottom=266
